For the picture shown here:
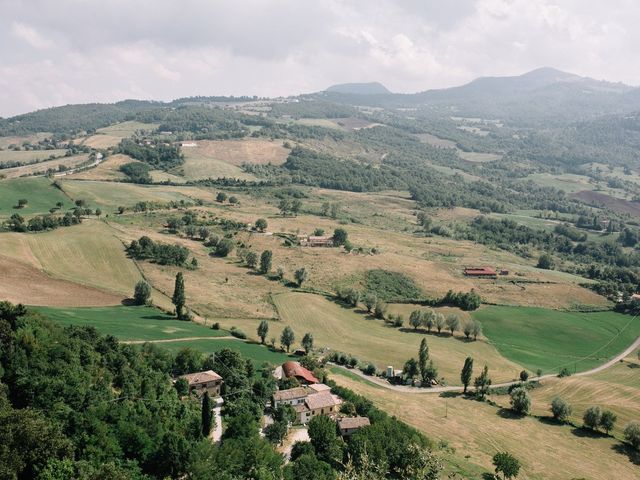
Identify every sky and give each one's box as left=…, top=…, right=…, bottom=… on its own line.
left=1, top=0, right=639, bottom=117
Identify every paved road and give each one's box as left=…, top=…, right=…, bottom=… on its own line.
left=330, top=335, right=640, bottom=394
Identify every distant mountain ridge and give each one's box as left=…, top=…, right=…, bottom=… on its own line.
left=325, top=82, right=391, bottom=95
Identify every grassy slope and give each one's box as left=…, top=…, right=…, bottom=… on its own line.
left=0, top=177, right=70, bottom=218
left=59, top=180, right=196, bottom=212
left=0, top=148, right=68, bottom=165
left=220, top=292, right=524, bottom=384
left=473, top=305, right=640, bottom=373
left=34, top=305, right=228, bottom=341
left=527, top=349, right=640, bottom=438
left=24, top=220, right=143, bottom=297
left=332, top=370, right=639, bottom=480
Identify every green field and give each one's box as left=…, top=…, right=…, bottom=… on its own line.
left=473, top=305, right=640, bottom=373
left=34, top=305, right=228, bottom=341
left=35, top=305, right=291, bottom=366
left=157, top=338, right=292, bottom=366
left=0, top=177, right=70, bottom=217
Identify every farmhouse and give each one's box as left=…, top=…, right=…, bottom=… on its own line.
left=272, top=384, right=343, bottom=423
left=338, top=416, right=370, bottom=437
left=281, top=360, right=319, bottom=384
left=463, top=266, right=498, bottom=279
left=273, top=386, right=311, bottom=408
left=180, top=370, right=223, bottom=397
left=294, top=391, right=343, bottom=424
left=299, top=235, right=334, bottom=247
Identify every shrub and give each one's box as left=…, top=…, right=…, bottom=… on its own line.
left=133, top=280, right=152, bottom=305
left=230, top=327, right=247, bottom=339
left=558, top=367, right=572, bottom=378
left=211, top=322, right=220, bottom=330
left=509, top=387, right=531, bottom=415
left=362, top=363, right=376, bottom=376
left=215, top=238, right=235, bottom=257
left=550, top=397, right=572, bottom=422
left=624, top=422, right=640, bottom=451
left=373, top=300, right=387, bottom=319
left=519, top=370, right=529, bottom=382
left=583, top=406, right=602, bottom=431
left=364, top=269, right=423, bottom=302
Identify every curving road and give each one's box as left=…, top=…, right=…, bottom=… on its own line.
left=330, top=335, right=640, bottom=394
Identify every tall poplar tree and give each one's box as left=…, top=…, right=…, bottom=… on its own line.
left=172, top=272, right=186, bottom=320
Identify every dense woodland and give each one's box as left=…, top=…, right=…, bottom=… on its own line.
left=0, top=303, right=442, bottom=480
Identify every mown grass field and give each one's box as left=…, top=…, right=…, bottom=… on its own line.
left=182, top=138, right=287, bottom=180
left=473, top=305, right=640, bottom=374
left=332, top=369, right=639, bottom=480
left=525, top=349, right=640, bottom=438
left=59, top=179, right=198, bottom=212
left=0, top=177, right=70, bottom=217
left=0, top=148, right=68, bottom=165
left=34, top=305, right=228, bottom=340
left=22, top=221, right=143, bottom=297
left=217, top=292, right=524, bottom=384
left=0, top=153, right=89, bottom=179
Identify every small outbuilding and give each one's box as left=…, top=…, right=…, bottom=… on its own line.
left=338, top=416, right=370, bottom=437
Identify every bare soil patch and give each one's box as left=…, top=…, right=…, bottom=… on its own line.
left=572, top=190, right=640, bottom=217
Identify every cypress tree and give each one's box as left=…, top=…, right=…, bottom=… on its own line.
left=461, top=356, right=474, bottom=394
left=172, top=272, right=186, bottom=320
left=201, top=392, right=213, bottom=437
left=418, top=338, right=429, bottom=383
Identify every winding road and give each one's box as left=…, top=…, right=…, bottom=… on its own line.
left=330, top=335, right=640, bottom=394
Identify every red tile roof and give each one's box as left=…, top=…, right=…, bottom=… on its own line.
left=282, top=361, right=319, bottom=384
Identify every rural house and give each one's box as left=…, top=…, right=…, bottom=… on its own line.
left=294, top=391, right=342, bottom=424
left=300, top=235, right=334, bottom=247
left=338, top=416, right=370, bottom=437
left=180, top=370, right=223, bottom=397
left=272, top=384, right=343, bottom=423
left=463, top=266, right=498, bottom=279
left=272, top=386, right=311, bottom=408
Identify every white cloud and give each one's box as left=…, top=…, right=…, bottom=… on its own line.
left=1, top=0, right=640, bottom=116
left=11, top=22, right=52, bottom=50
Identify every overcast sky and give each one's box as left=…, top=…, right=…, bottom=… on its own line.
left=1, top=0, right=639, bottom=117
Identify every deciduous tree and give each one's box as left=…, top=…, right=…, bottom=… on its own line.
left=281, top=326, right=295, bottom=352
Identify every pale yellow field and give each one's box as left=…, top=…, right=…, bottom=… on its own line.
left=182, top=138, right=288, bottom=180
left=527, top=350, right=640, bottom=438
left=69, top=154, right=134, bottom=181
left=333, top=371, right=640, bottom=480
left=18, top=221, right=143, bottom=297
left=0, top=148, right=68, bottom=165
left=0, top=154, right=89, bottom=178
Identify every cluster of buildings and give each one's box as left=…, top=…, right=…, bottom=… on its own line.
left=178, top=360, right=370, bottom=437
left=272, top=360, right=370, bottom=434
